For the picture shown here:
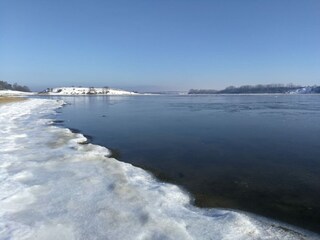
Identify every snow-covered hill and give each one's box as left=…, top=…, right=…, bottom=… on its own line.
left=43, top=87, right=138, bottom=95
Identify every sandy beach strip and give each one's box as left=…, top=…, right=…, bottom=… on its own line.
left=0, top=96, right=26, bottom=104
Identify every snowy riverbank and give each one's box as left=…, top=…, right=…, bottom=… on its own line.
left=42, top=87, right=138, bottom=95
left=0, top=90, right=36, bottom=96
left=0, top=99, right=318, bottom=240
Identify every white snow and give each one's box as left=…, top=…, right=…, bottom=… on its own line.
left=0, top=99, right=318, bottom=240
left=0, top=90, right=35, bottom=96
left=45, top=87, right=138, bottom=95
left=288, top=87, right=313, bottom=94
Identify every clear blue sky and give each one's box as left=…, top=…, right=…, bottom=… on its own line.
left=1, top=0, right=319, bottom=91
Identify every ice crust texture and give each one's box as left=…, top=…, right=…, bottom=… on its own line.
left=0, top=99, right=318, bottom=240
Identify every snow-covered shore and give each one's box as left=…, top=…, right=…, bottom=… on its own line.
left=0, top=99, right=318, bottom=240
left=43, top=87, right=138, bottom=95
left=0, top=90, right=36, bottom=96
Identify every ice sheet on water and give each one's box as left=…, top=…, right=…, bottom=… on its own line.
left=0, top=99, right=318, bottom=240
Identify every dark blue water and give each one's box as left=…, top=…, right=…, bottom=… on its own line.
left=53, top=95, right=320, bottom=232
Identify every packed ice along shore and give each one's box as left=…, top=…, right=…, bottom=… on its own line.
left=0, top=99, right=319, bottom=240
left=42, top=87, right=138, bottom=95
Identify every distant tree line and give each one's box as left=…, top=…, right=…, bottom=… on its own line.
left=312, top=86, right=320, bottom=93
left=188, top=89, right=218, bottom=94
left=188, top=84, right=320, bottom=94
left=0, top=80, right=31, bottom=92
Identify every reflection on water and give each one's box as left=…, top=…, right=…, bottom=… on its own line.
left=50, top=94, right=320, bottom=233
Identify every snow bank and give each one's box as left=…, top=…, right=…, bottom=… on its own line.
left=45, top=87, right=138, bottom=95
left=0, top=90, right=35, bottom=96
left=0, top=99, right=317, bottom=240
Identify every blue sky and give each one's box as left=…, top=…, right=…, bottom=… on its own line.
left=1, top=0, right=319, bottom=91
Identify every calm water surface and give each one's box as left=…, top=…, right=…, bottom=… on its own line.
left=52, top=95, right=320, bottom=233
